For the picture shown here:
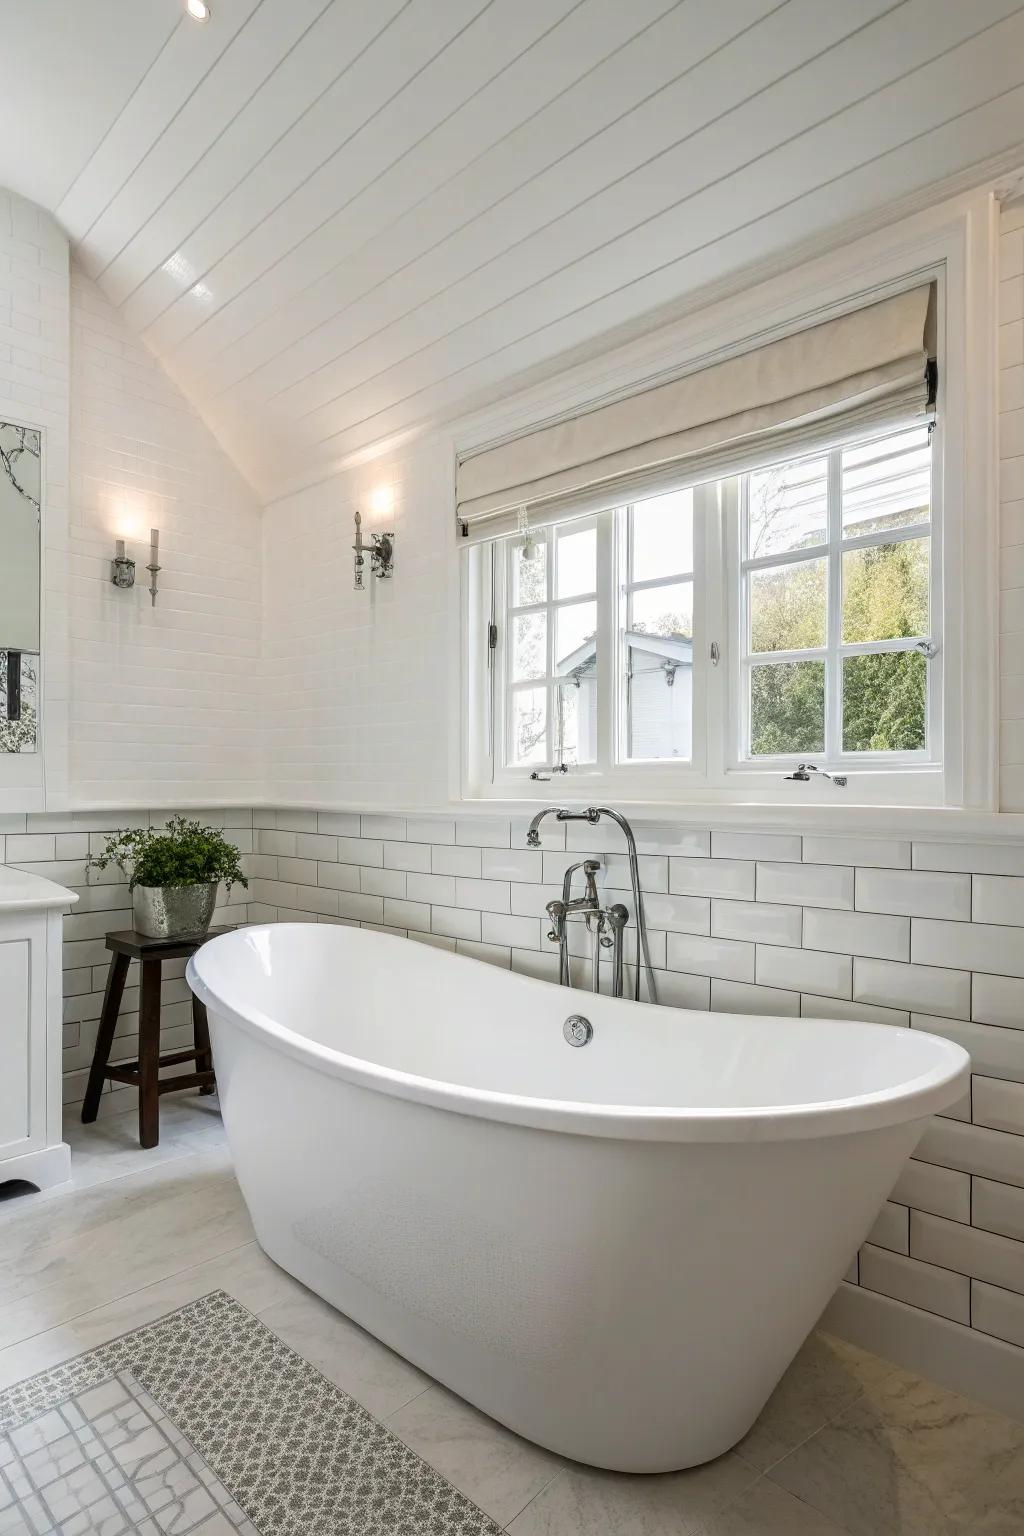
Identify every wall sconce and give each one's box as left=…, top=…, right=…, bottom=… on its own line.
left=353, top=508, right=395, bottom=591
left=111, top=528, right=160, bottom=603
left=111, top=539, right=136, bottom=589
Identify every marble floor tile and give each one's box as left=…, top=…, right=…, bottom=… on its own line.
left=0, top=1098, right=229, bottom=1217
left=385, top=1382, right=563, bottom=1526
left=768, top=1362, right=1024, bottom=1536
left=59, top=1097, right=229, bottom=1189
left=0, top=1241, right=305, bottom=1394
left=0, top=1141, right=236, bottom=1264
left=693, top=1476, right=849, bottom=1535
left=505, top=1451, right=757, bottom=1536
left=259, top=1288, right=431, bottom=1421
left=737, top=1330, right=899, bottom=1472
left=0, top=1152, right=250, bottom=1351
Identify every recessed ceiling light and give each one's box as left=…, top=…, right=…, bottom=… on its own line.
left=186, top=0, right=210, bottom=20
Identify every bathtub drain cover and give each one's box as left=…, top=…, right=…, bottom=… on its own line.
left=563, top=1014, right=593, bottom=1046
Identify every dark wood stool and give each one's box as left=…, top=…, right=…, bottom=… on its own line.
left=81, top=927, right=234, bottom=1149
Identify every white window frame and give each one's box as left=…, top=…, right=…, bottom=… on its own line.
left=727, top=430, right=942, bottom=778
left=617, top=492, right=705, bottom=772
left=475, top=422, right=942, bottom=805
left=455, top=188, right=999, bottom=814
left=494, top=515, right=602, bottom=778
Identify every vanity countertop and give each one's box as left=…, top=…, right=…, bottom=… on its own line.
left=0, top=864, right=78, bottom=912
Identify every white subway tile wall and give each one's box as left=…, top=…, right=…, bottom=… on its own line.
left=0, top=807, right=252, bottom=1119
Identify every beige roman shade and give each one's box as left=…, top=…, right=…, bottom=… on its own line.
left=457, top=284, right=935, bottom=540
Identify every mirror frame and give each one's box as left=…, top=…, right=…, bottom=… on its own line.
left=0, top=411, right=65, bottom=811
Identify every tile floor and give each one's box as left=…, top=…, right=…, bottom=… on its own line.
left=2, top=1098, right=1023, bottom=1535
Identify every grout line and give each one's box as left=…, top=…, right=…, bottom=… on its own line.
left=0, top=1234, right=259, bottom=1358
left=378, top=1380, right=436, bottom=1425
left=501, top=1466, right=565, bottom=1532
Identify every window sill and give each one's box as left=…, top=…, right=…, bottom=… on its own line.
left=221, top=792, right=1024, bottom=845
left=453, top=792, right=1017, bottom=842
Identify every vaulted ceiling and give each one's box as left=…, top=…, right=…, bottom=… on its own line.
left=5, top=0, right=1024, bottom=501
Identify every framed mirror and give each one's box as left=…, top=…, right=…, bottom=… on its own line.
left=0, top=419, right=41, bottom=754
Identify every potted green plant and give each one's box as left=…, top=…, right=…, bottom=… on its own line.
left=87, top=816, right=248, bottom=938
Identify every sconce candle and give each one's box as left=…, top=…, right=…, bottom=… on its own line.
left=146, top=528, right=161, bottom=606
left=110, top=538, right=136, bottom=589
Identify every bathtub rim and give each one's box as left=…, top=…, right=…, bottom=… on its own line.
left=187, top=924, right=969, bottom=1144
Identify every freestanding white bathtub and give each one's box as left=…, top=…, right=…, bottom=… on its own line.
left=187, top=923, right=969, bottom=1473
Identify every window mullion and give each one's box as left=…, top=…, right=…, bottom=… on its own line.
left=708, top=477, right=733, bottom=783
left=545, top=528, right=556, bottom=763
left=742, top=542, right=830, bottom=575
left=826, top=447, right=843, bottom=760
left=487, top=542, right=500, bottom=777
left=595, top=508, right=615, bottom=773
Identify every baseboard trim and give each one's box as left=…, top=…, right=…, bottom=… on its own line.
left=822, top=1281, right=1024, bottom=1424
left=0, top=1140, right=71, bottom=1193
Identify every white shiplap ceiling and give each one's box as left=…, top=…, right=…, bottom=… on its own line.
left=4, top=0, right=1024, bottom=501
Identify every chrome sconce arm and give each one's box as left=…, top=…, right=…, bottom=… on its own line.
left=353, top=509, right=366, bottom=591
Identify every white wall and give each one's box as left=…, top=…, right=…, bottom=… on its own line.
left=262, top=438, right=451, bottom=806
left=68, top=266, right=263, bottom=805
left=0, top=187, right=264, bottom=809
left=1000, top=198, right=1024, bottom=810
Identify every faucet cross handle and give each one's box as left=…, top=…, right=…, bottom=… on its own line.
left=545, top=898, right=567, bottom=944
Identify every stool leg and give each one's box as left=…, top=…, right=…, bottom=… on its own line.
left=138, top=958, right=162, bottom=1149
left=192, top=996, right=215, bottom=1094
left=82, top=953, right=130, bottom=1123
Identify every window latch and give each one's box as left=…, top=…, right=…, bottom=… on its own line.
left=529, top=763, right=569, bottom=782
left=784, top=762, right=847, bottom=788
left=709, top=641, right=720, bottom=666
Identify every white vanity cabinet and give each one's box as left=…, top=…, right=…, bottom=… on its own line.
left=0, top=866, right=77, bottom=1190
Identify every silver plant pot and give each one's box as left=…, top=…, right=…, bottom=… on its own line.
left=133, top=881, right=218, bottom=939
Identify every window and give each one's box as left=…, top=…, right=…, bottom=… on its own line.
left=621, top=489, right=695, bottom=763
left=474, top=421, right=940, bottom=802
left=738, top=425, right=936, bottom=765
left=504, top=518, right=599, bottom=767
